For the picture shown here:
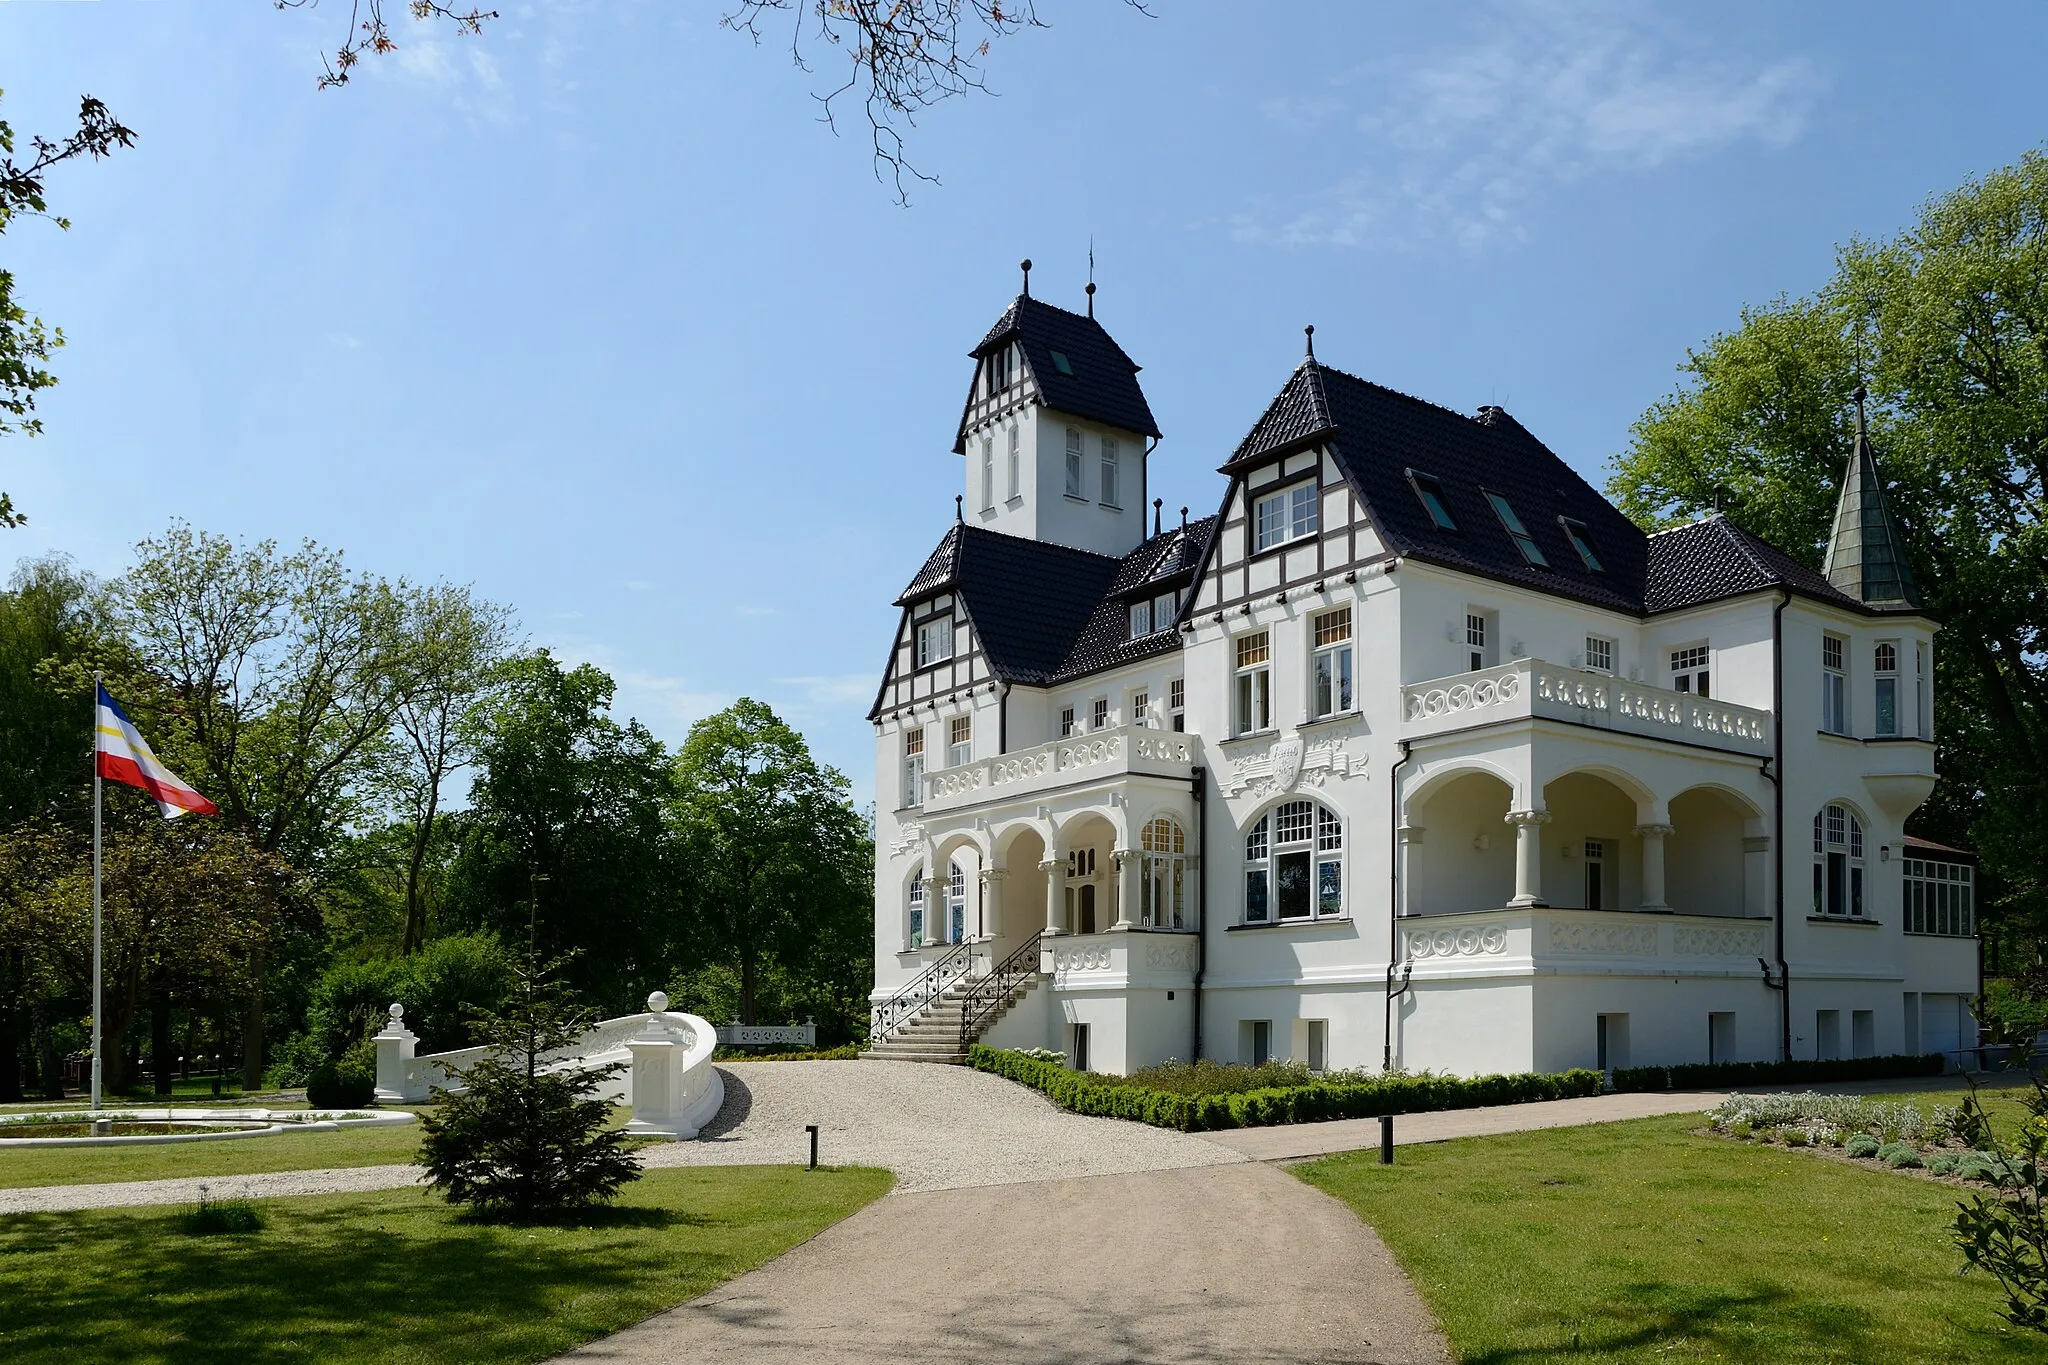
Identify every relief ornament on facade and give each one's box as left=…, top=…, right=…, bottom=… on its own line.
left=1225, top=734, right=1355, bottom=799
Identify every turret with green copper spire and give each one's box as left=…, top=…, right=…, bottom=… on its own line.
left=1822, top=387, right=1920, bottom=608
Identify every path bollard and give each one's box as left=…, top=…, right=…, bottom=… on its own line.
left=1379, top=1114, right=1394, bottom=1165
left=806, top=1123, right=819, bottom=1170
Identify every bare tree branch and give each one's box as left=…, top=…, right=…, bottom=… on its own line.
left=274, top=0, right=498, bottom=89
left=723, top=1, right=1152, bottom=204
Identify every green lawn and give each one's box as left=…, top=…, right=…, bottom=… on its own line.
left=0, top=1110, right=434, bottom=1188
left=1300, top=1112, right=2040, bottom=1364
left=0, top=1165, right=892, bottom=1364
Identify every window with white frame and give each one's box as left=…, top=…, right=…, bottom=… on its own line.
left=947, top=714, right=972, bottom=767
left=1584, top=635, right=1614, bottom=673
left=902, top=728, right=925, bottom=807
left=1466, top=612, right=1492, bottom=672
left=907, top=865, right=926, bottom=947
left=1131, top=689, right=1150, bottom=727
left=1092, top=696, right=1110, bottom=731
left=1235, top=631, right=1271, bottom=735
left=981, top=437, right=995, bottom=511
left=1915, top=642, right=1929, bottom=738
left=1813, top=804, right=1865, bottom=919
left=1128, top=599, right=1152, bottom=639
left=1254, top=482, right=1318, bottom=552
left=1821, top=634, right=1847, bottom=733
left=1151, top=588, right=1179, bottom=632
left=1672, top=643, right=1709, bottom=696
left=1060, top=705, right=1077, bottom=737
left=1244, top=799, right=1343, bottom=922
left=1007, top=425, right=1021, bottom=501
left=1168, top=677, right=1186, bottom=732
left=1874, top=641, right=1899, bottom=737
left=1140, top=816, right=1188, bottom=929
left=947, top=862, right=967, bottom=942
left=1311, top=607, right=1353, bottom=718
left=1100, top=436, right=1121, bottom=507
left=915, top=617, right=954, bottom=668
left=1065, top=427, right=1084, bottom=498
left=1904, top=858, right=1974, bottom=936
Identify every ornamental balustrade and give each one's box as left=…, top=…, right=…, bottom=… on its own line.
left=921, top=722, right=1201, bottom=815
left=1399, top=908, right=1772, bottom=970
left=1400, top=661, right=1770, bottom=757
left=372, top=992, right=723, bottom=1140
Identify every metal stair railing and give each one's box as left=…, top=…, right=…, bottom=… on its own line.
left=958, top=932, right=1045, bottom=1049
left=870, top=939, right=974, bottom=1040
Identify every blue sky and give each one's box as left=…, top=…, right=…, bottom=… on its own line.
left=5, top=1, right=2043, bottom=806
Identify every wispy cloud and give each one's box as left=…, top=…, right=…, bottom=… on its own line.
left=385, top=33, right=514, bottom=125
left=1235, top=3, right=1821, bottom=251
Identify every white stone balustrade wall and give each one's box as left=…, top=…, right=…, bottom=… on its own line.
left=1401, top=660, right=1770, bottom=757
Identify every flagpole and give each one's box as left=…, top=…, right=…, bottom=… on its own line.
left=90, top=671, right=103, bottom=1116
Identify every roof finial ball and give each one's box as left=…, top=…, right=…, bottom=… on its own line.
left=955, top=494, right=963, bottom=523
left=1086, top=280, right=1097, bottom=318
left=1852, top=383, right=1869, bottom=432
left=1304, top=324, right=1316, bottom=360
left=1154, top=497, right=1163, bottom=537
left=1020, top=258, right=1032, bottom=299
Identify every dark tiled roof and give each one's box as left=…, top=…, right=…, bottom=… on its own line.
left=955, top=295, right=1161, bottom=451
left=1231, top=362, right=1649, bottom=613
left=1644, top=515, right=1865, bottom=614
left=877, top=519, right=1217, bottom=712
left=1055, top=517, right=1220, bottom=681
left=1822, top=419, right=1921, bottom=607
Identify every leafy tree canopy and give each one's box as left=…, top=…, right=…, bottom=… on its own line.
left=1610, top=147, right=2048, bottom=958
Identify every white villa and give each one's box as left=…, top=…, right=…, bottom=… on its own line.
left=864, top=266, right=1980, bottom=1078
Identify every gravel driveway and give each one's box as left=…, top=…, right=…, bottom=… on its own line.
left=641, top=1060, right=1244, bottom=1192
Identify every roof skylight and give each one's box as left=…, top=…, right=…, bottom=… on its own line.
left=1050, top=350, right=1075, bottom=376
left=1484, top=490, right=1549, bottom=568
left=1559, top=518, right=1604, bottom=573
left=1407, top=469, right=1457, bottom=531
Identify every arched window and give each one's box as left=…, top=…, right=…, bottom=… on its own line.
left=1244, top=800, right=1343, bottom=923
left=1140, top=816, right=1189, bottom=929
left=1813, top=804, right=1865, bottom=919
left=948, top=862, right=968, bottom=943
left=907, top=866, right=926, bottom=948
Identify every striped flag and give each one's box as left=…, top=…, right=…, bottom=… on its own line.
left=95, top=683, right=217, bottom=818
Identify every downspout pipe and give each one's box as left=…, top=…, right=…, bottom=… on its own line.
left=998, top=682, right=1010, bottom=755
left=1771, top=589, right=1792, bottom=1061
left=1384, top=739, right=1413, bottom=1073
left=1190, top=765, right=1207, bottom=1062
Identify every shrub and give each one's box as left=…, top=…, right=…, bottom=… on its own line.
left=1709, top=1092, right=1942, bottom=1143
left=1879, top=1141, right=1923, bottom=1168
left=1613, top=1054, right=1945, bottom=1094
left=967, top=1045, right=1603, bottom=1133
left=305, top=1039, right=378, bottom=1108
left=1955, top=1152, right=2000, bottom=1183
left=715, top=1043, right=861, bottom=1062
left=1930, top=1153, right=1961, bottom=1177
left=417, top=953, right=638, bottom=1219
left=1845, top=1132, right=1881, bottom=1158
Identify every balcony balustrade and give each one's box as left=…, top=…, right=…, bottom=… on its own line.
left=1401, top=660, right=1771, bottom=758
left=922, top=723, right=1202, bottom=816
left=1400, top=906, right=1773, bottom=976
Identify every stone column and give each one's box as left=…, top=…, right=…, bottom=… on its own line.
left=1396, top=825, right=1425, bottom=917
left=372, top=1003, right=419, bottom=1104
left=1505, top=810, right=1551, bottom=907
left=1635, top=823, right=1674, bottom=911
left=979, top=867, right=1007, bottom=942
left=1040, top=857, right=1066, bottom=935
left=1111, top=849, right=1139, bottom=930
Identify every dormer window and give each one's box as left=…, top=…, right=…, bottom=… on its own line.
left=1253, top=482, right=1317, bottom=552
left=1129, top=600, right=1153, bottom=639
left=1483, top=490, right=1549, bottom=567
left=1559, top=518, right=1603, bottom=572
left=1407, top=469, right=1457, bottom=530
left=915, top=616, right=954, bottom=668
left=1128, top=589, right=1181, bottom=640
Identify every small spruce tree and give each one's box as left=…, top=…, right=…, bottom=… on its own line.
left=417, top=948, right=638, bottom=1218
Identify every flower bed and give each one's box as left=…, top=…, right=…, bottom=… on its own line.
left=1706, top=1091, right=2046, bottom=1190
left=968, top=1045, right=1603, bottom=1132
left=0, top=1107, right=412, bottom=1148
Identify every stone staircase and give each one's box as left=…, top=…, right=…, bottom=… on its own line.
left=860, top=973, right=1040, bottom=1064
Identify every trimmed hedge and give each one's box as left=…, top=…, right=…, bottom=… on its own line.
left=967, top=1045, right=1603, bottom=1133
left=1610, top=1053, right=1946, bottom=1093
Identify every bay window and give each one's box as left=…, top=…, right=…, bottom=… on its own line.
left=1822, top=634, right=1847, bottom=733
left=1874, top=641, right=1899, bottom=736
